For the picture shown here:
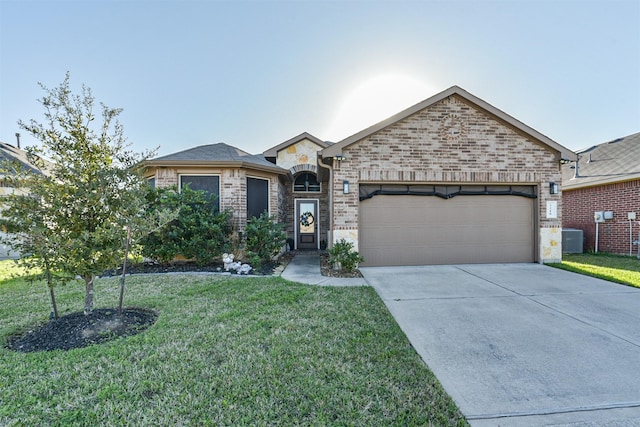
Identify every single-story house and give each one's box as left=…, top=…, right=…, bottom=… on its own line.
left=0, top=141, right=47, bottom=193
left=145, top=85, right=576, bottom=266
left=0, top=140, right=51, bottom=258
left=562, top=131, right=640, bottom=255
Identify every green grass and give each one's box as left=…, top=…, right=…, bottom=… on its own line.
left=0, top=262, right=468, bottom=426
left=549, top=253, right=640, bottom=288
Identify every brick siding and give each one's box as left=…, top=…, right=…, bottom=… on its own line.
left=563, top=179, right=640, bottom=255
left=151, top=166, right=283, bottom=232
left=331, top=95, right=563, bottom=260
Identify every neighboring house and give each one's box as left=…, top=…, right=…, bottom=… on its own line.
left=147, top=86, right=576, bottom=266
left=0, top=141, right=50, bottom=259
left=562, top=132, right=640, bottom=255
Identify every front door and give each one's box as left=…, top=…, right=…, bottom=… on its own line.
left=296, top=199, right=318, bottom=250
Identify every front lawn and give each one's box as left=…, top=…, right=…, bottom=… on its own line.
left=550, top=253, right=640, bottom=288
left=0, top=264, right=468, bottom=426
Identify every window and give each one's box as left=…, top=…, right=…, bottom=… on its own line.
left=293, top=172, right=320, bottom=192
left=147, top=177, right=155, bottom=189
left=180, top=175, right=220, bottom=211
left=247, top=177, right=269, bottom=219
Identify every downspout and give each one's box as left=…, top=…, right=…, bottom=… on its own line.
left=631, top=219, right=634, bottom=257
left=317, top=152, right=333, bottom=248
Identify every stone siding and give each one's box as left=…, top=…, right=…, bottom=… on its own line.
left=277, top=138, right=323, bottom=171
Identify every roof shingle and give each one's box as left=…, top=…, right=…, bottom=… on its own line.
left=147, top=143, right=287, bottom=174
left=562, top=131, right=640, bottom=189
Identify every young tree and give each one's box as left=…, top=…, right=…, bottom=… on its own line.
left=3, top=72, right=155, bottom=315
left=116, top=193, right=177, bottom=315
left=0, top=172, right=72, bottom=318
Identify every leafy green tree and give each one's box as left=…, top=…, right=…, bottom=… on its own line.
left=1, top=72, right=155, bottom=315
left=0, top=177, right=73, bottom=318
left=140, top=186, right=233, bottom=265
left=115, top=187, right=177, bottom=315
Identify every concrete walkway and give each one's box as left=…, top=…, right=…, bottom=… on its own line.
left=280, top=251, right=367, bottom=286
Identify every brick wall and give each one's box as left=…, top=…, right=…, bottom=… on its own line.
left=151, top=166, right=283, bottom=232
left=155, top=168, right=178, bottom=188
left=331, top=95, right=563, bottom=260
left=563, top=179, right=640, bottom=254
left=276, top=175, right=288, bottom=225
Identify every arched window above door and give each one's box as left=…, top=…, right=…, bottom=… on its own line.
left=293, top=172, right=321, bottom=192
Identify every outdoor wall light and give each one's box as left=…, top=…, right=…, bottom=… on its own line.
left=334, top=154, right=346, bottom=161
left=549, top=182, right=559, bottom=195
left=343, top=180, right=350, bottom=194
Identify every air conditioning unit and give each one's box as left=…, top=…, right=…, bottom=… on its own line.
left=562, top=228, right=584, bottom=254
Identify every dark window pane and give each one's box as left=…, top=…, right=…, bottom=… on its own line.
left=293, top=172, right=320, bottom=192
left=180, top=175, right=220, bottom=211
left=247, top=177, right=269, bottom=219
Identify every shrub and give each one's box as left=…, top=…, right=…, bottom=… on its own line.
left=244, top=212, right=286, bottom=269
left=328, top=239, right=364, bottom=272
left=141, top=186, right=233, bottom=265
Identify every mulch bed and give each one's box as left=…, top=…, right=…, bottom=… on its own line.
left=320, top=252, right=364, bottom=278
left=6, top=308, right=158, bottom=353
left=101, top=251, right=295, bottom=277
left=100, top=251, right=362, bottom=278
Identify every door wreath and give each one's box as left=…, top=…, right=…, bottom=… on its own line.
left=300, top=211, right=315, bottom=227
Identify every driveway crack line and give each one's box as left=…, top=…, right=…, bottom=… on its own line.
left=455, top=266, right=640, bottom=349
left=389, top=295, right=520, bottom=302
left=525, top=297, right=640, bottom=349
left=466, top=400, right=640, bottom=421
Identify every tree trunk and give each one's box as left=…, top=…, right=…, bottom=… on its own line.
left=118, top=226, right=131, bottom=316
left=49, top=284, right=59, bottom=319
left=84, top=275, right=95, bottom=315
left=45, top=268, right=59, bottom=319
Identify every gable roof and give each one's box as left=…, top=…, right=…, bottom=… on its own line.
left=321, top=85, right=577, bottom=162
left=263, top=132, right=331, bottom=158
left=146, top=142, right=287, bottom=175
left=0, top=142, right=51, bottom=176
left=562, top=131, right=640, bottom=190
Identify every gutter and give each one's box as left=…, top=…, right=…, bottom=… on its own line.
left=142, top=160, right=289, bottom=175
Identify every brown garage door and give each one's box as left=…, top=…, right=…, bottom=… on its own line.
left=359, top=193, right=535, bottom=266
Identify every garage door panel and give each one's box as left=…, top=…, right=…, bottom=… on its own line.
left=360, top=194, right=535, bottom=266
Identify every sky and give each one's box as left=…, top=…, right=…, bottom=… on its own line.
left=1, top=0, right=639, bottom=158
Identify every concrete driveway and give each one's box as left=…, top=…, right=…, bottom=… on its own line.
left=360, top=263, right=640, bottom=426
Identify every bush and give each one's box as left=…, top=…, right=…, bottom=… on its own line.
left=244, top=212, right=286, bottom=269
left=141, top=186, right=233, bottom=265
left=328, top=239, right=364, bottom=272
